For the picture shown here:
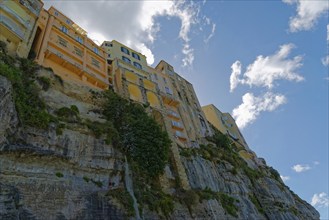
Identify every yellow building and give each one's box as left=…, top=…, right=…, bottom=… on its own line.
left=202, top=104, right=248, bottom=149
left=155, top=60, right=212, bottom=147
left=0, top=0, right=43, bottom=57
left=31, top=7, right=109, bottom=89
left=148, top=66, right=188, bottom=144
left=102, top=40, right=162, bottom=109
left=101, top=40, right=148, bottom=72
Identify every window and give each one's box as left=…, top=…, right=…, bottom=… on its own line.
left=154, top=74, right=158, bottom=80
left=105, top=43, right=113, bottom=47
left=91, top=58, right=100, bottom=68
left=58, top=36, right=67, bottom=47
left=172, top=121, right=182, bottom=128
left=165, top=87, right=172, bottom=95
left=76, top=36, right=83, bottom=44
left=74, top=46, right=83, bottom=57
left=121, top=47, right=130, bottom=55
left=175, top=131, right=184, bottom=138
left=54, top=11, right=59, bottom=16
left=122, top=56, right=131, bottom=64
left=61, top=26, right=68, bottom=34
left=163, top=77, right=167, bottom=84
left=66, top=19, right=71, bottom=25
left=132, top=52, right=140, bottom=60
left=199, top=115, right=207, bottom=128
left=93, top=47, right=99, bottom=54
left=108, top=54, right=111, bottom=58
left=133, top=62, right=142, bottom=69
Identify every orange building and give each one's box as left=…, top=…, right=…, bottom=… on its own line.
left=0, top=0, right=43, bottom=57
left=31, top=7, right=109, bottom=89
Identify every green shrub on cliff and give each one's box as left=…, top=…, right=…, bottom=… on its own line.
left=102, top=90, right=171, bottom=178
left=0, top=53, right=52, bottom=129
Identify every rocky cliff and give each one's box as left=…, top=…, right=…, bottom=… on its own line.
left=0, top=58, right=319, bottom=219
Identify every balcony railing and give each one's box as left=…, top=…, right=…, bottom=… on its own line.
left=85, top=67, right=108, bottom=84
left=168, top=110, right=180, bottom=119
left=47, top=47, right=108, bottom=85
left=0, top=14, right=25, bottom=39
left=175, top=131, right=186, bottom=140
left=1, top=4, right=31, bottom=29
left=172, top=121, right=184, bottom=130
left=19, top=0, right=42, bottom=16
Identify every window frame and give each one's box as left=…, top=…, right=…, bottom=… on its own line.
left=121, top=46, right=130, bottom=55
left=122, top=56, right=131, bottom=64
left=61, top=25, right=68, bottom=34
left=132, top=52, right=140, bottom=60
left=93, top=47, right=99, bottom=54
left=133, top=62, right=142, bottom=69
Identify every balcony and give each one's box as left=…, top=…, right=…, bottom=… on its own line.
left=175, top=131, right=187, bottom=141
left=168, top=110, right=180, bottom=120
left=19, top=0, right=43, bottom=16
left=85, top=67, right=107, bottom=84
left=0, top=14, right=25, bottom=39
left=161, top=91, right=179, bottom=107
left=171, top=121, right=184, bottom=131
left=1, top=4, right=31, bottom=29
left=227, top=130, right=239, bottom=141
left=47, top=46, right=82, bottom=70
left=46, top=47, right=108, bottom=86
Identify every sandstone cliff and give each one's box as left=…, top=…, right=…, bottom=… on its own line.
left=0, top=59, right=319, bottom=219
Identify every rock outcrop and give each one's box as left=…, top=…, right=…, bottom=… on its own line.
left=0, top=71, right=319, bottom=219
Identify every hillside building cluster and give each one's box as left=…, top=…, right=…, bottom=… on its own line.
left=0, top=1, right=254, bottom=187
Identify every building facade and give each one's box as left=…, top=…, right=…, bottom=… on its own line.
left=0, top=0, right=43, bottom=57
left=202, top=104, right=249, bottom=150
left=154, top=60, right=213, bottom=147
left=31, top=7, right=109, bottom=89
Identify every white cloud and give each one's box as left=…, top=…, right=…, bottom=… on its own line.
left=44, top=1, right=214, bottom=66
left=204, top=23, right=216, bottom=43
left=229, top=44, right=304, bottom=91
left=280, top=175, right=290, bottom=182
left=232, top=92, right=287, bottom=129
left=322, top=55, right=329, bottom=66
left=283, top=0, right=329, bottom=32
left=313, top=161, right=320, bottom=165
left=292, top=164, right=311, bottom=173
left=311, top=192, right=329, bottom=208
left=230, top=61, right=242, bottom=92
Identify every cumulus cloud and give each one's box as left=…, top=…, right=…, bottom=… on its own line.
left=43, top=1, right=215, bottom=66
left=280, top=175, right=290, bottom=182
left=292, top=164, right=311, bottom=173
left=311, top=192, right=329, bottom=208
left=232, top=92, right=287, bottom=129
left=230, top=61, right=242, bottom=92
left=283, top=0, right=329, bottom=32
left=229, top=44, right=304, bottom=92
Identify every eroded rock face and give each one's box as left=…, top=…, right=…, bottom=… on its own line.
left=0, top=73, right=320, bottom=220
left=0, top=75, right=126, bottom=219
left=180, top=156, right=319, bottom=220
left=0, top=76, right=18, bottom=146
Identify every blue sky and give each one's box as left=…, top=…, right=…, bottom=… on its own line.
left=44, top=0, right=328, bottom=218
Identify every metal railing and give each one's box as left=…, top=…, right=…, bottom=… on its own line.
left=1, top=4, right=31, bottom=29
left=19, top=0, right=42, bottom=16
left=0, top=14, right=25, bottom=39
left=168, top=110, right=180, bottom=118
left=172, top=121, right=183, bottom=128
